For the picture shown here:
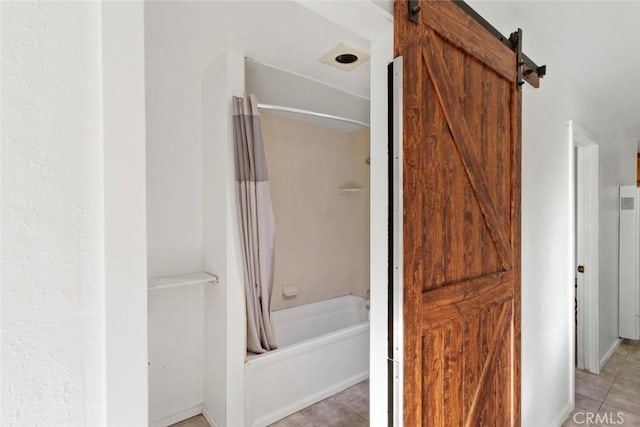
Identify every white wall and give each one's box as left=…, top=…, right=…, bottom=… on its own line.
left=102, top=2, right=148, bottom=425
left=1, top=2, right=148, bottom=425
left=146, top=59, right=203, bottom=278
left=145, top=44, right=206, bottom=426
left=368, top=29, right=393, bottom=427
left=1, top=3, right=105, bottom=424
left=594, top=116, right=632, bottom=365
left=202, top=50, right=246, bottom=427
left=202, top=53, right=229, bottom=427
left=148, top=286, right=204, bottom=424
left=469, top=2, right=637, bottom=426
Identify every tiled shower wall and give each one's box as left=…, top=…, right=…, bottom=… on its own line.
left=262, top=112, right=370, bottom=310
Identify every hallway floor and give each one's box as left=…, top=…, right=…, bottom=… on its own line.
left=563, top=339, right=640, bottom=426
left=171, top=342, right=640, bottom=427
left=269, top=380, right=369, bottom=427
left=170, top=415, right=209, bottom=427
left=169, top=380, right=369, bottom=427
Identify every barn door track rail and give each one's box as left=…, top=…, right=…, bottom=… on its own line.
left=409, top=0, right=547, bottom=89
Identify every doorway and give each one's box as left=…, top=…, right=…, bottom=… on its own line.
left=143, top=2, right=392, bottom=426
left=571, top=120, right=600, bottom=375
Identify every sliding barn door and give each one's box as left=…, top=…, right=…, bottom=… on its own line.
left=395, top=1, right=522, bottom=425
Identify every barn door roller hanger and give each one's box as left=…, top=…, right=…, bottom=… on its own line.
left=409, top=0, right=547, bottom=90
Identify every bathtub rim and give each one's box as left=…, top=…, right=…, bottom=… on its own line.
left=246, top=294, right=370, bottom=364
left=245, top=321, right=369, bottom=366
left=271, top=294, right=368, bottom=322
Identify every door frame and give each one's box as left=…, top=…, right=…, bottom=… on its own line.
left=294, top=3, right=394, bottom=425
left=110, top=1, right=394, bottom=424
left=389, top=56, right=404, bottom=427
left=570, top=120, right=600, bottom=375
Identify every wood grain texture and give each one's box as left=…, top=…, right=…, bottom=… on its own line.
left=395, top=0, right=522, bottom=425
left=417, top=0, right=516, bottom=83
left=422, top=34, right=511, bottom=271
left=522, top=64, right=540, bottom=88
left=399, top=36, right=426, bottom=427
left=464, top=302, right=512, bottom=427
left=421, top=272, right=513, bottom=327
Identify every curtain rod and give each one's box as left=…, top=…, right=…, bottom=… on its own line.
left=256, top=103, right=370, bottom=129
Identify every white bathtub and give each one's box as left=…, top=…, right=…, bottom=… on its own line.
left=244, top=295, right=370, bottom=427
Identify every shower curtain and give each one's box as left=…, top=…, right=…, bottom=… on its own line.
left=232, top=94, right=278, bottom=354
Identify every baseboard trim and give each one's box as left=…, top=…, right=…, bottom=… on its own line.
left=150, top=404, right=203, bottom=427
left=201, top=404, right=219, bottom=427
left=552, top=399, right=575, bottom=427
left=599, top=338, right=623, bottom=370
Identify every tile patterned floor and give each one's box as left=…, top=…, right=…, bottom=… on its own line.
left=563, top=339, right=640, bottom=426
left=172, top=342, right=639, bottom=427
left=171, top=414, right=210, bottom=427
left=169, top=380, right=369, bottom=427
left=268, top=380, right=369, bottom=427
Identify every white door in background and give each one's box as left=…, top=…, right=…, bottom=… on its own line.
left=573, top=121, right=600, bottom=374
left=619, top=185, right=640, bottom=340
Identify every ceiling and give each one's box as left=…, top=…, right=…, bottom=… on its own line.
left=483, top=1, right=640, bottom=138
left=147, top=1, right=640, bottom=136
left=145, top=1, right=371, bottom=100
left=374, top=0, right=640, bottom=137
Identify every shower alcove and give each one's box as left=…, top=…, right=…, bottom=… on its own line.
left=144, top=2, right=384, bottom=426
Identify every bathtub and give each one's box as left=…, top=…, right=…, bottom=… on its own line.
left=244, top=295, right=370, bottom=427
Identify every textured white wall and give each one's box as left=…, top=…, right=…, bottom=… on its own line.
left=469, top=2, right=637, bottom=426
left=2, top=2, right=148, bottom=425
left=1, top=3, right=105, bottom=425
left=2, top=2, right=100, bottom=425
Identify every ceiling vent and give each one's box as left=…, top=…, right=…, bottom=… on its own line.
left=319, top=42, right=370, bottom=72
